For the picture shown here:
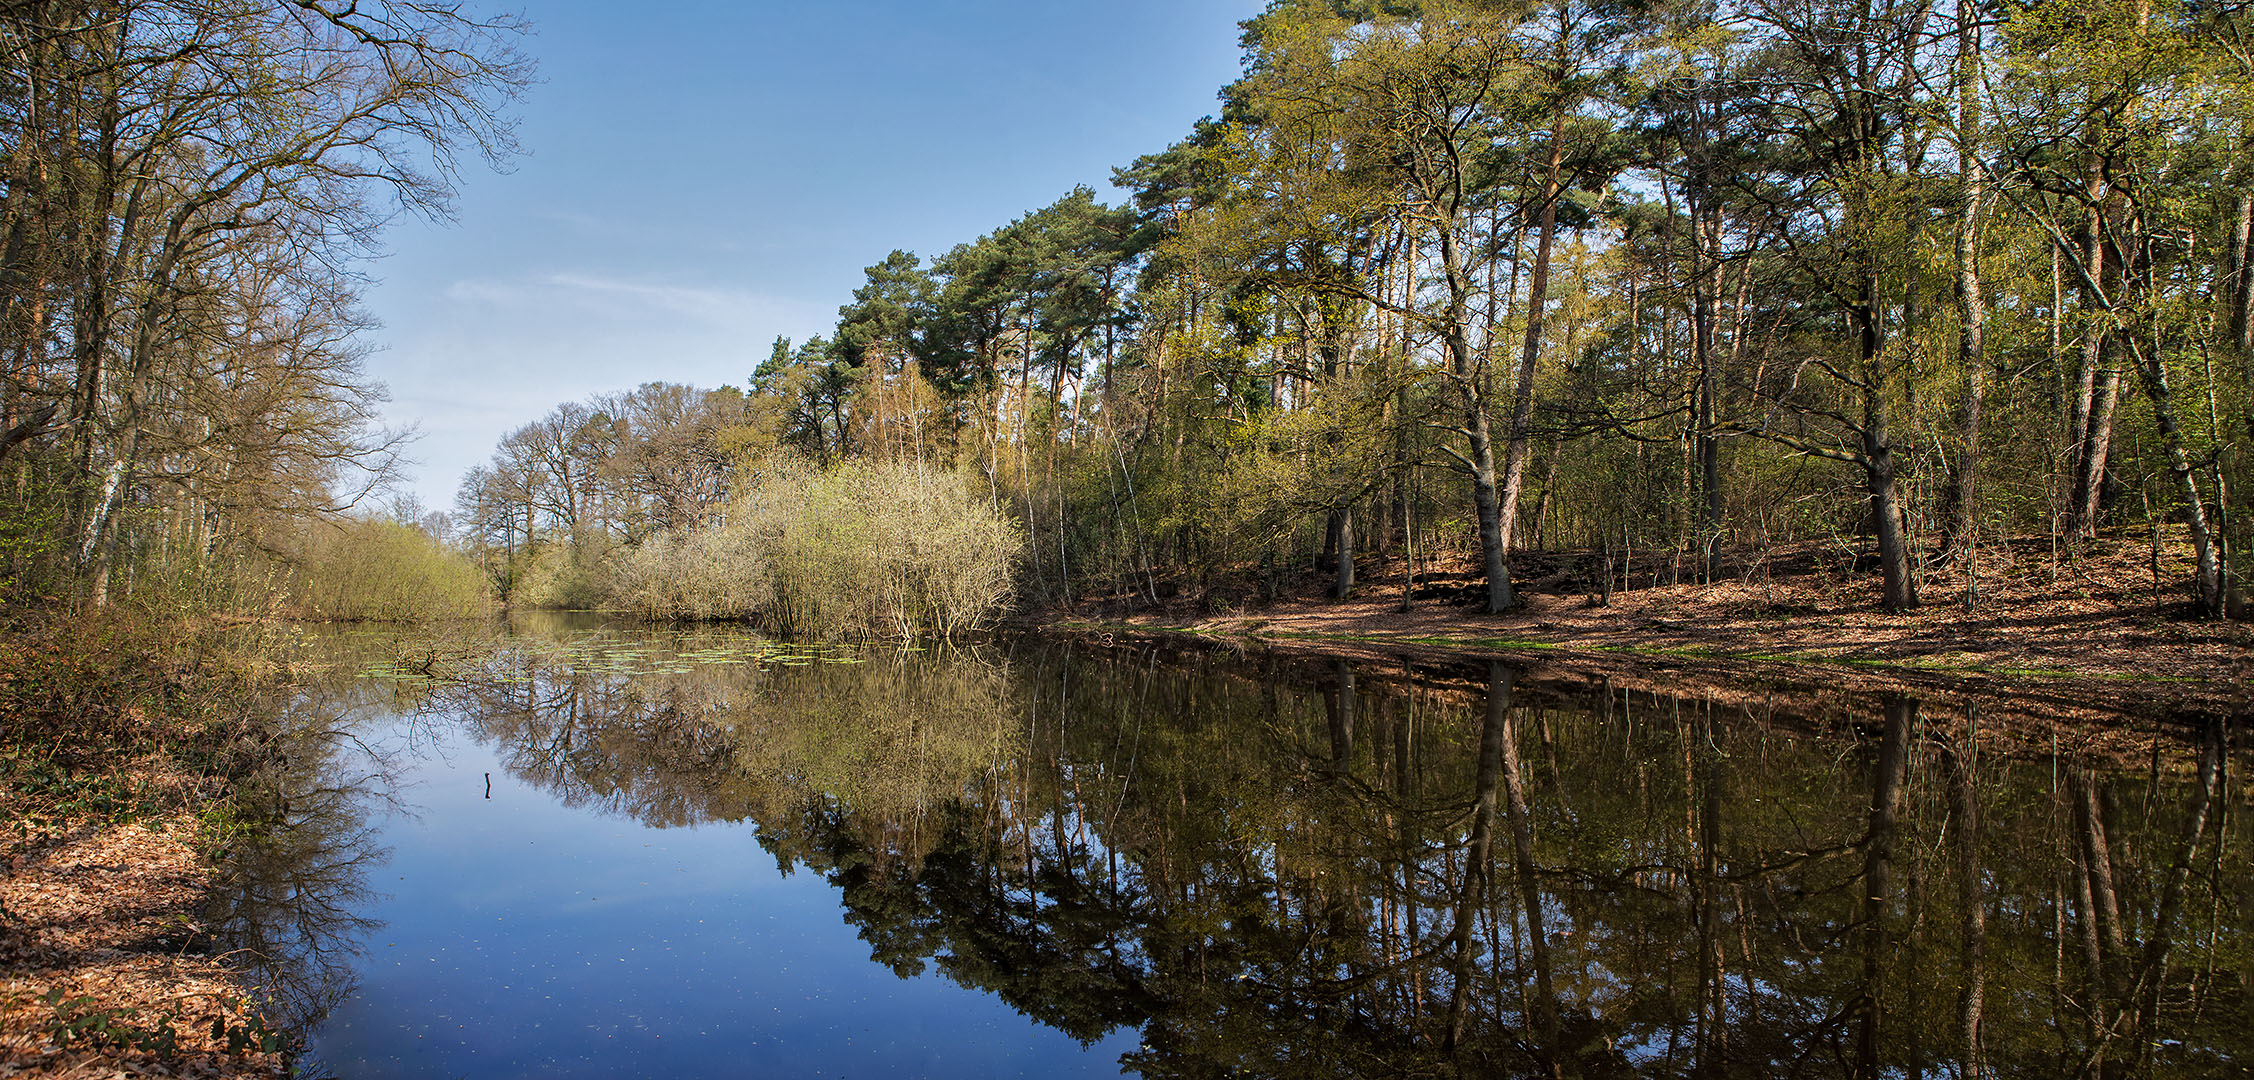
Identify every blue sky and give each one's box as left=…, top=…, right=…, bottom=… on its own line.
left=364, top=0, right=1263, bottom=510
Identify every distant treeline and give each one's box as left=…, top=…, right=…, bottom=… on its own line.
left=446, top=382, right=1021, bottom=637
left=0, top=2, right=525, bottom=614
left=464, top=0, right=2254, bottom=620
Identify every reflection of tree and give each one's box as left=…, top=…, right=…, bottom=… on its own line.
left=426, top=633, right=1023, bottom=841
left=435, top=662, right=754, bottom=827
left=1851, top=697, right=1912, bottom=1079
left=231, top=624, right=2254, bottom=1079
left=203, top=689, right=393, bottom=1034
left=856, top=647, right=2248, bottom=1080
left=1939, top=706, right=1988, bottom=1079
left=820, top=644, right=2246, bottom=1078
left=2066, top=717, right=2231, bottom=1079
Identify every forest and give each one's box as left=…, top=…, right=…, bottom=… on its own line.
left=7, top=0, right=2254, bottom=634
left=448, top=0, right=2254, bottom=629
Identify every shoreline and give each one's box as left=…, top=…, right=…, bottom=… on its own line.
left=1026, top=537, right=2254, bottom=747
left=1030, top=535, right=2253, bottom=721
left=1029, top=615, right=2247, bottom=770
left=1035, top=608, right=2249, bottom=697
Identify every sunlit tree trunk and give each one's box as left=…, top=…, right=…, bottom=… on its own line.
left=1442, top=223, right=1516, bottom=611
left=1945, top=4, right=1988, bottom=585
left=1498, top=123, right=1566, bottom=556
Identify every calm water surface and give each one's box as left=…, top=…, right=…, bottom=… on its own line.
left=210, top=615, right=2250, bottom=1079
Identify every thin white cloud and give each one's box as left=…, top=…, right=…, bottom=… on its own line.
left=443, top=272, right=823, bottom=328
left=544, top=273, right=757, bottom=321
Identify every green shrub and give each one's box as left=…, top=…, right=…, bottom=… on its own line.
left=751, top=461, right=1021, bottom=639
left=512, top=531, right=622, bottom=611
left=612, top=522, right=775, bottom=620
left=576, top=460, right=1021, bottom=637
left=290, top=518, right=489, bottom=622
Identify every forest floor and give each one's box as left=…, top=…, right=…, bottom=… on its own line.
left=0, top=614, right=287, bottom=1079
left=1043, top=529, right=2254, bottom=723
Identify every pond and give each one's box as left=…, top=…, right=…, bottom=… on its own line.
left=208, top=615, right=2250, bottom=1079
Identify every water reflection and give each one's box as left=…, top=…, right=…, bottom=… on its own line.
left=203, top=676, right=409, bottom=1035
left=227, top=619, right=2250, bottom=1078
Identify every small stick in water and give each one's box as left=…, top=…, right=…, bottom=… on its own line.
left=484, top=772, right=492, bottom=800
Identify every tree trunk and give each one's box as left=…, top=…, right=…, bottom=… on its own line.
left=1694, top=211, right=1724, bottom=546
left=1497, top=125, right=1567, bottom=555
left=1867, top=438, right=1920, bottom=612
left=2130, top=341, right=2225, bottom=614
left=2069, top=187, right=2118, bottom=540
left=1946, top=12, right=1987, bottom=573
left=2228, top=191, right=2253, bottom=355
left=1465, top=378, right=1514, bottom=612
left=1441, top=219, right=1515, bottom=611
left=1532, top=440, right=1561, bottom=551
left=1858, top=254, right=1919, bottom=611
left=80, top=266, right=179, bottom=603
left=0, top=404, right=59, bottom=464
left=2073, top=361, right=2121, bottom=539
left=1333, top=505, right=1356, bottom=599
left=68, top=87, right=124, bottom=543
left=1847, top=95, right=1919, bottom=612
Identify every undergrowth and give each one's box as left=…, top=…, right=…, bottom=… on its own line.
left=0, top=607, right=286, bottom=847
left=36, top=987, right=284, bottom=1057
